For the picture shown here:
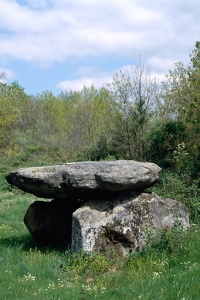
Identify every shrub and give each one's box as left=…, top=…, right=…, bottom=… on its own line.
left=64, top=251, right=112, bottom=277
left=148, top=170, right=200, bottom=224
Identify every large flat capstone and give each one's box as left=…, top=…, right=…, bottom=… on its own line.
left=6, top=160, right=161, bottom=199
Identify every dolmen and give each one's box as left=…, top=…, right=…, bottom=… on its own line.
left=6, top=160, right=189, bottom=255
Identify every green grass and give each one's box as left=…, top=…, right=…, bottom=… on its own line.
left=0, top=190, right=200, bottom=300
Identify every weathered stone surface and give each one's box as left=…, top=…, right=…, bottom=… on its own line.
left=6, top=160, right=161, bottom=199
left=8, top=160, right=187, bottom=255
left=71, top=192, right=189, bottom=255
left=24, top=199, right=80, bottom=246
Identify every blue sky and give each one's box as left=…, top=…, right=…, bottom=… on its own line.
left=0, top=0, right=199, bottom=95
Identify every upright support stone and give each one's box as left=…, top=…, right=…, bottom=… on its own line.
left=24, top=199, right=79, bottom=246
left=71, top=192, right=189, bottom=255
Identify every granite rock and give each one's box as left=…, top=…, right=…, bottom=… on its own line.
left=6, top=160, right=161, bottom=199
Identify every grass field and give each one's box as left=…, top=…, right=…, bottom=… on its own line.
left=0, top=189, right=200, bottom=300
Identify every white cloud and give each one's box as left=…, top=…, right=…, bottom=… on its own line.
left=0, top=67, right=16, bottom=83
left=57, top=72, right=113, bottom=91
left=0, top=0, right=199, bottom=65
left=147, top=57, right=176, bottom=72
left=57, top=77, right=96, bottom=91
left=0, top=68, right=15, bottom=78
left=0, top=0, right=199, bottom=93
left=57, top=63, right=167, bottom=92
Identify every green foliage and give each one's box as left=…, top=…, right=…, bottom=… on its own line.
left=65, top=251, right=111, bottom=277
left=107, top=61, right=158, bottom=160
left=149, top=223, right=189, bottom=257
left=148, top=170, right=200, bottom=224
left=0, top=44, right=199, bottom=174
left=80, top=133, right=110, bottom=161
left=1, top=41, right=200, bottom=299
left=157, top=41, right=200, bottom=175
left=148, top=120, right=186, bottom=167
left=0, top=172, right=14, bottom=193
left=173, top=142, right=193, bottom=175
left=0, top=145, right=70, bottom=195
left=1, top=191, right=200, bottom=299
left=0, top=81, right=28, bottom=151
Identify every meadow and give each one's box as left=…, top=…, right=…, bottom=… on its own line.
left=0, top=170, right=200, bottom=300
left=1, top=40, right=200, bottom=300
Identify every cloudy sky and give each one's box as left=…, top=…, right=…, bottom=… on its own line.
left=0, top=0, right=199, bottom=95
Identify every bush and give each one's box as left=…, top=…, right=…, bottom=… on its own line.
left=64, top=251, right=112, bottom=277
left=148, top=121, right=186, bottom=168
left=148, top=170, right=200, bottom=224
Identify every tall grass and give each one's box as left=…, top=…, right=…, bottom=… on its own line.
left=1, top=189, right=199, bottom=299
left=1, top=155, right=200, bottom=300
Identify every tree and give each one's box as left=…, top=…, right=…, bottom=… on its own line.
left=157, top=41, right=200, bottom=175
left=0, top=81, right=28, bottom=154
left=62, top=85, right=114, bottom=159
left=148, top=120, right=186, bottom=167
left=107, top=61, right=159, bottom=160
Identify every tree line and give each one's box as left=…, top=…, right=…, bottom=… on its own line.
left=0, top=42, right=200, bottom=178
